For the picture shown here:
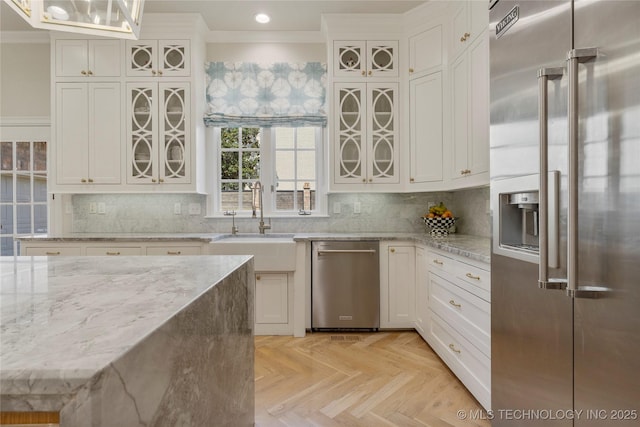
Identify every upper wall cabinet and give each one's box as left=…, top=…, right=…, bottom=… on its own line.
left=55, top=39, right=121, bottom=78
left=450, top=1, right=490, bottom=60
left=334, top=40, right=399, bottom=79
left=408, top=24, right=443, bottom=79
left=126, top=40, right=191, bottom=78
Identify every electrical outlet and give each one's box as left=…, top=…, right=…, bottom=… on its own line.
left=354, top=201, right=361, bottom=214
left=188, top=203, right=201, bottom=215
left=174, top=203, right=182, bottom=215
left=333, top=202, right=341, bottom=214
left=97, top=202, right=106, bottom=214
left=89, top=202, right=97, bottom=214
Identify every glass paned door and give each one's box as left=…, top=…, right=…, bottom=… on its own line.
left=335, top=83, right=365, bottom=183
left=160, top=83, right=190, bottom=183
left=128, top=83, right=157, bottom=183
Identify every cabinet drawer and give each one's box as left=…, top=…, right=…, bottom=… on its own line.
left=429, top=312, right=490, bottom=410
left=426, top=250, right=456, bottom=276
left=146, top=246, right=202, bottom=256
left=456, top=261, right=490, bottom=298
left=429, top=273, right=490, bottom=357
left=23, top=246, right=82, bottom=256
left=85, top=247, right=142, bottom=256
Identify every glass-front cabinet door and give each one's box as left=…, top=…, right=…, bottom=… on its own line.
left=126, top=40, right=190, bottom=77
left=368, top=83, right=398, bottom=183
left=334, top=83, right=365, bottom=184
left=159, top=83, right=190, bottom=184
left=127, top=83, right=157, bottom=183
left=334, top=41, right=366, bottom=78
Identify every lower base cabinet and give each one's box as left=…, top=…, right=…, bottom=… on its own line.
left=255, top=273, right=288, bottom=324
left=415, top=247, right=491, bottom=411
left=380, top=242, right=416, bottom=328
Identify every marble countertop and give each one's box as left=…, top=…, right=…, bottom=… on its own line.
left=0, top=255, right=252, bottom=411
left=16, top=232, right=490, bottom=264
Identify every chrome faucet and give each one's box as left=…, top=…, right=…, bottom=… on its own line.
left=224, top=210, right=238, bottom=235
left=253, top=181, right=271, bottom=234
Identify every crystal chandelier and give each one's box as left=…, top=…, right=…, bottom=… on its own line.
left=3, top=0, right=144, bottom=39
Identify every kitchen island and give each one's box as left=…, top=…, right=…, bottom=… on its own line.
left=0, top=255, right=255, bottom=426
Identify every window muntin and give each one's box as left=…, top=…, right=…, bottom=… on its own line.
left=1, top=139, right=48, bottom=256
left=215, top=126, right=323, bottom=216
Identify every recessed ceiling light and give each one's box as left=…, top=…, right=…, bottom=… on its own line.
left=255, top=13, right=270, bottom=24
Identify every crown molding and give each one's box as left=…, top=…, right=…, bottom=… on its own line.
left=0, top=31, right=50, bottom=44
left=205, top=30, right=324, bottom=44
left=0, top=116, right=51, bottom=127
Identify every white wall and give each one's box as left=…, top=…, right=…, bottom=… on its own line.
left=206, top=43, right=326, bottom=62
left=0, top=43, right=50, bottom=118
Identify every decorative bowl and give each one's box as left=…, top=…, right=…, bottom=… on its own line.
left=422, top=216, right=457, bottom=236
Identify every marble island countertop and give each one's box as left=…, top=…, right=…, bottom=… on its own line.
left=16, top=232, right=490, bottom=264
left=0, top=255, right=255, bottom=425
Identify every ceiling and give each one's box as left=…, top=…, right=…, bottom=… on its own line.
left=1, top=0, right=428, bottom=33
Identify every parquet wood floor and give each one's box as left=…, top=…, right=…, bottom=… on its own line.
left=255, top=331, right=490, bottom=427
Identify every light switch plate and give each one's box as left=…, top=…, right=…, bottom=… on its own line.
left=354, top=202, right=361, bottom=214
left=97, top=202, right=106, bottom=214
left=89, top=202, right=97, bottom=214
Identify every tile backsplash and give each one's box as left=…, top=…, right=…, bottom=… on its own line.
left=70, top=187, right=490, bottom=237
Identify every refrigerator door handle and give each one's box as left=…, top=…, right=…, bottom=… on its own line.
left=566, top=48, right=599, bottom=297
left=537, top=67, right=566, bottom=291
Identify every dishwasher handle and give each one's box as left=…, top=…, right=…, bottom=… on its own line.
left=317, top=249, right=377, bottom=255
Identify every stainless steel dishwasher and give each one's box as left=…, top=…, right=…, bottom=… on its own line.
left=311, top=240, right=379, bottom=330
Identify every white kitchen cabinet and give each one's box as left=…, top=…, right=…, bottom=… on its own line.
left=380, top=242, right=415, bottom=328
left=255, top=273, right=289, bottom=324
left=55, top=39, right=121, bottom=78
left=55, top=82, right=121, bottom=186
left=450, top=0, right=490, bottom=61
left=409, top=71, right=443, bottom=185
left=451, top=32, right=489, bottom=186
left=423, top=247, right=491, bottom=410
left=408, top=24, right=443, bottom=79
left=126, top=82, right=191, bottom=185
left=414, top=245, right=430, bottom=338
left=85, top=246, right=142, bottom=256
left=126, top=40, right=190, bottom=77
left=334, top=40, right=398, bottom=78
left=333, top=82, right=399, bottom=187
left=22, top=246, right=82, bottom=256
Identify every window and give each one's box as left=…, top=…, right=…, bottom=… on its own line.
left=214, top=126, right=325, bottom=216
left=1, top=139, right=48, bottom=256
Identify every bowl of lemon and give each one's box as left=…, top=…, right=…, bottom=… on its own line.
left=422, top=202, right=456, bottom=236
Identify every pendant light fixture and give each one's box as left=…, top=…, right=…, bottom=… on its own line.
left=3, top=0, right=145, bottom=39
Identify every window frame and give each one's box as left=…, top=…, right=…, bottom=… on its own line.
left=207, top=126, right=327, bottom=218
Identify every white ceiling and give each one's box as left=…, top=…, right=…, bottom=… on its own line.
left=1, top=0, right=428, bottom=33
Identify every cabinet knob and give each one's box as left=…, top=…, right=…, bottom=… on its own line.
left=159, top=178, right=165, bottom=183
left=158, top=70, right=163, bottom=76
left=87, top=70, right=93, bottom=76
left=152, top=178, right=157, bottom=183
left=362, top=178, right=366, bottom=183
left=256, top=275, right=261, bottom=280
left=409, top=68, right=414, bottom=73
left=368, top=70, right=372, bottom=76
left=410, top=177, right=415, bottom=182
left=81, top=178, right=87, bottom=183
left=81, top=70, right=87, bottom=75
left=88, top=178, right=94, bottom=183
left=390, top=248, right=395, bottom=253
left=460, top=32, right=471, bottom=42
left=361, top=70, right=366, bottom=76
left=369, top=178, right=373, bottom=183
left=152, top=70, right=157, bottom=75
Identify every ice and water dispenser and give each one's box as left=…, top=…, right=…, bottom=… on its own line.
left=491, top=172, right=559, bottom=265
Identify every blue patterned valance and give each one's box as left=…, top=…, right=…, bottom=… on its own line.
left=203, top=62, right=327, bottom=128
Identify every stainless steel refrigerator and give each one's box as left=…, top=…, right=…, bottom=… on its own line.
left=490, top=1, right=640, bottom=426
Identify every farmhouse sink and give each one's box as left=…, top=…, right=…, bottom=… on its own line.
left=209, top=234, right=296, bottom=271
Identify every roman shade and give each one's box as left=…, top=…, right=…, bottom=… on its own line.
left=203, top=62, right=327, bottom=128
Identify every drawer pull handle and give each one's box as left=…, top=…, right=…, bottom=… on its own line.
left=449, top=299, right=461, bottom=308
left=433, top=259, right=443, bottom=265
left=46, top=251, right=61, bottom=255
left=106, top=251, right=121, bottom=256
left=466, top=273, right=481, bottom=280
left=449, top=343, right=461, bottom=354
left=167, top=251, right=181, bottom=255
